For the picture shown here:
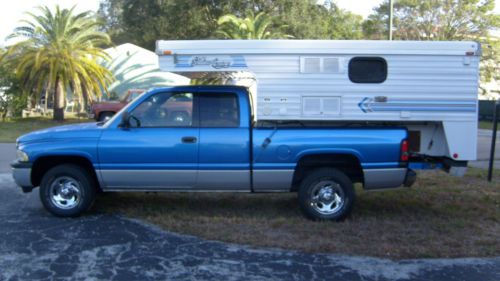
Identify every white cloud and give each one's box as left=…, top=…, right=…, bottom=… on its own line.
left=333, top=0, right=383, bottom=18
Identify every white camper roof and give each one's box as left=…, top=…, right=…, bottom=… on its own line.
left=156, top=40, right=480, bottom=56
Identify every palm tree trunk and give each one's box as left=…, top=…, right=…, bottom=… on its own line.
left=53, top=77, right=65, bottom=121
left=81, top=86, right=89, bottom=114
left=44, top=80, right=51, bottom=114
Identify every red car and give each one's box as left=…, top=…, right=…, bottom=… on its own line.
left=90, top=89, right=145, bottom=121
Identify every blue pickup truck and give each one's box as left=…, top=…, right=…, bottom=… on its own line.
left=12, top=86, right=415, bottom=221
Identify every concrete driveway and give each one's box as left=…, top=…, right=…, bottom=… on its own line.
left=0, top=143, right=16, bottom=173
left=471, top=129, right=500, bottom=168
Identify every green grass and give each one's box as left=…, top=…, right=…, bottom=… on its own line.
left=0, top=117, right=92, bottom=142
left=479, top=120, right=500, bottom=130
left=94, top=168, right=500, bottom=259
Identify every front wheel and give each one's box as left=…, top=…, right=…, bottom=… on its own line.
left=298, top=168, right=355, bottom=221
left=39, top=164, right=96, bottom=217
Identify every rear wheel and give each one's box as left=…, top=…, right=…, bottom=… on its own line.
left=298, top=168, right=355, bottom=221
left=39, top=164, right=96, bottom=217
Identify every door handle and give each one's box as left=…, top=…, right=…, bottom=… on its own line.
left=182, top=136, right=197, bottom=143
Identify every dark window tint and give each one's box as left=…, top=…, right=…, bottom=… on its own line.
left=348, top=57, right=387, bottom=83
left=199, top=94, right=239, bottom=128
left=131, top=92, right=193, bottom=127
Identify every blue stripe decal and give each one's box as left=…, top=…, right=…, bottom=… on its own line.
left=359, top=97, right=476, bottom=113
left=370, top=106, right=476, bottom=112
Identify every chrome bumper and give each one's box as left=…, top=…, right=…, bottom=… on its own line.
left=363, top=168, right=415, bottom=190
left=11, top=161, right=34, bottom=192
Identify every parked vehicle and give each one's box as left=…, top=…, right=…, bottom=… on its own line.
left=12, top=85, right=414, bottom=220
left=89, top=89, right=144, bottom=121
left=12, top=40, right=480, bottom=220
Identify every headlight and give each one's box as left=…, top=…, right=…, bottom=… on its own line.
left=16, top=150, right=29, bottom=162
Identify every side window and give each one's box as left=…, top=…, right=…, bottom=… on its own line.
left=199, top=94, right=239, bottom=128
left=130, top=92, right=193, bottom=127
left=348, top=57, right=387, bottom=83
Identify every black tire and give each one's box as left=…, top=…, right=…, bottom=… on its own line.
left=298, top=168, right=355, bottom=221
left=39, top=164, right=96, bottom=217
left=98, top=112, right=114, bottom=121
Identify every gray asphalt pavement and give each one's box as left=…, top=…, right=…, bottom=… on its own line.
left=0, top=143, right=15, bottom=173
left=469, top=129, right=500, bottom=168
left=0, top=173, right=499, bottom=281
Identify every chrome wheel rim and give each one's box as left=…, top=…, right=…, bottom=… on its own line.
left=49, top=176, right=82, bottom=210
left=310, top=180, right=345, bottom=215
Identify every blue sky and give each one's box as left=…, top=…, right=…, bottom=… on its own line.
left=1, top=0, right=498, bottom=46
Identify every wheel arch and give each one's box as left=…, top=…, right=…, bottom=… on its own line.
left=291, top=153, right=363, bottom=191
left=31, top=155, right=100, bottom=190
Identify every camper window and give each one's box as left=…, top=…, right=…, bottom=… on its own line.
left=348, top=57, right=387, bottom=84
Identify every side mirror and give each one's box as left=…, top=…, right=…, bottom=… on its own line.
left=120, top=111, right=131, bottom=129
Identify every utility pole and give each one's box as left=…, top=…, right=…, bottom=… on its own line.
left=389, top=0, right=394, bottom=40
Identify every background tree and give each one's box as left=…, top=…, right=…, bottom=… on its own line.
left=363, top=0, right=500, bottom=96
left=2, top=6, right=114, bottom=121
left=216, top=11, right=292, bottom=39
left=0, top=49, right=25, bottom=120
left=363, top=0, right=499, bottom=40
left=97, top=0, right=364, bottom=49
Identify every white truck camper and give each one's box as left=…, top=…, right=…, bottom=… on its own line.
left=156, top=40, right=480, bottom=173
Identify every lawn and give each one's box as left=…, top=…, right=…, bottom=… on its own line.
left=94, top=168, right=500, bottom=259
left=479, top=120, right=500, bottom=130
left=0, top=117, right=92, bottom=142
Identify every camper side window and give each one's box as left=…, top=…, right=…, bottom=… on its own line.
left=348, top=57, right=387, bottom=83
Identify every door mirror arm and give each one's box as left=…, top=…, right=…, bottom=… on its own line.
left=119, top=112, right=131, bottom=129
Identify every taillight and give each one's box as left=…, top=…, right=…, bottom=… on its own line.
left=401, top=139, right=409, bottom=162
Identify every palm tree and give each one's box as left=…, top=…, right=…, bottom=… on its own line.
left=2, top=5, right=113, bottom=121
left=216, top=11, right=293, bottom=40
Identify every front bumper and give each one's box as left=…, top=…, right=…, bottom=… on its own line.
left=11, top=161, right=34, bottom=193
